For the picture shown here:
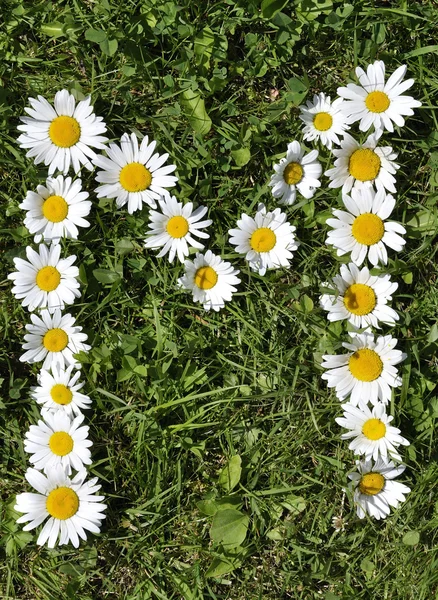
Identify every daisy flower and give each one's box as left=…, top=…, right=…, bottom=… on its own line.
left=8, top=243, right=80, bottom=313
left=17, top=89, right=108, bottom=175
left=94, top=132, right=178, bottom=214
left=299, top=93, right=350, bottom=150
left=15, top=465, right=106, bottom=548
left=324, top=131, right=399, bottom=194
left=325, top=187, right=406, bottom=266
left=19, top=175, right=91, bottom=244
left=31, top=364, right=92, bottom=417
left=348, top=457, right=410, bottom=520
left=228, top=203, right=299, bottom=276
left=320, top=263, right=399, bottom=329
left=178, top=250, right=240, bottom=312
left=336, top=401, right=409, bottom=461
left=20, top=309, right=90, bottom=370
left=24, top=412, right=92, bottom=475
left=144, top=193, right=212, bottom=263
left=321, top=330, right=405, bottom=406
left=337, top=60, right=422, bottom=133
left=268, top=140, right=322, bottom=205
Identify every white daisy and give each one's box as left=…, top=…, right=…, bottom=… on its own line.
left=15, top=465, right=106, bottom=548
left=337, top=60, right=422, bottom=133
left=20, top=309, right=90, bottom=370
left=326, top=187, right=406, bottom=266
left=19, top=175, right=91, bottom=244
left=94, top=132, right=178, bottom=214
left=144, top=194, right=212, bottom=263
left=31, top=364, right=92, bottom=417
left=268, top=140, right=322, bottom=205
left=336, top=401, right=409, bottom=461
left=228, top=203, right=299, bottom=276
left=321, top=330, right=405, bottom=406
left=178, top=250, right=240, bottom=312
left=348, top=458, right=410, bottom=520
left=17, top=89, right=108, bottom=175
left=24, top=412, right=92, bottom=475
left=299, top=93, right=350, bottom=150
left=8, top=243, right=80, bottom=313
left=320, top=263, right=399, bottom=329
left=324, top=131, right=399, bottom=194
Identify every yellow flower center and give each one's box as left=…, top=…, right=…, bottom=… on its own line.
left=359, top=472, right=385, bottom=496
left=166, top=215, right=189, bottom=239
left=46, top=487, right=79, bottom=520
left=343, top=283, right=376, bottom=316
left=119, top=162, right=152, bottom=192
left=49, top=431, right=74, bottom=456
left=313, top=112, right=333, bottom=131
left=50, top=383, right=73, bottom=405
left=250, top=227, right=277, bottom=253
left=362, top=418, right=387, bottom=440
left=283, top=162, right=303, bottom=185
left=351, top=213, right=385, bottom=246
left=349, top=348, right=383, bottom=382
left=43, top=328, right=69, bottom=353
left=365, top=90, right=390, bottom=113
left=42, top=195, right=69, bottom=223
left=36, top=266, right=61, bottom=292
left=48, top=116, right=81, bottom=148
left=194, top=266, right=218, bottom=290
left=348, top=148, right=381, bottom=182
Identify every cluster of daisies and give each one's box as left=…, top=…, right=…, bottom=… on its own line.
left=12, top=91, right=109, bottom=548
left=12, top=59, right=420, bottom=546
left=294, top=60, right=420, bottom=521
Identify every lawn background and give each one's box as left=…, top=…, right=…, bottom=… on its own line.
left=1, top=0, right=438, bottom=598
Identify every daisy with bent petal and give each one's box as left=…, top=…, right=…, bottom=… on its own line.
left=24, top=412, right=92, bottom=475
left=31, top=364, right=92, bottom=417
left=320, top=263, right=399, bottom=329
left=144, top=194, right=212, bottom=263
left=321, top=330, right=405, bottom=406
left=8, top=244, right=80, bottom=313
left=20, top=309, right=90, bottom=370
left=15, top=465, right=106, bottom=548
left=336, top=402, right=409, bottom=461
left=94, top=132, right=178, bottom=214
left=17, top=89, right=108, bottom=175
left=178, top=250, right=240, bottom=312
left=20, top=175, right=91, bottom=243
left=325, top=131, right=399, bottom=194
left=269, top=140, right=322, bottom=205
left=228, top=203, right=299, bottom=276
left=326, top=187, right=406, bottom=266
left=299, top=93, right=350, bottom=150
left=338, top=60, right=422, bottom=133
left=348, top=458, right=410, bottom=520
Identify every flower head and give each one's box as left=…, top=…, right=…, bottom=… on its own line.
left=338, top=60, right=422, bottom=133
left=17, top=90, right=108, bottom=174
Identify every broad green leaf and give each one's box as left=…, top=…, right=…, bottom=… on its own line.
left=93, top=268, right=121, bottom=284
left=41, top=22, right=65, bottom=38
left=261, top=0, right=289, bottom=19
left=231, top=147, right=251, bottom=167
left=100, top=38, right=118, bottom=57
left=115, top=238, right=134, bottom=255
left=285, top=77, right=308, bottom=105
left=85, top=28, right=107, bottom=43
left=218, top=455, right=242, bottom=492
left=210, top=509, right=249, bottom=548
left=404, top=45, right=438, bottom=58
left=360, top=558, right=375, bottom=573
left=403, top=531, right=420, bottom=546
left=197, top=499, right=218, bottom=516
left=406, top=209, right=438, bottom=234
left=205, top=554, right=242, bottom=578
left=194, top=27, right=215, bottom=67
left=181, top=89, right=212, bottom=135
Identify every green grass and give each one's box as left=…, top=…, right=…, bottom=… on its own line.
left=1, top=0, right=438, bottom=598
